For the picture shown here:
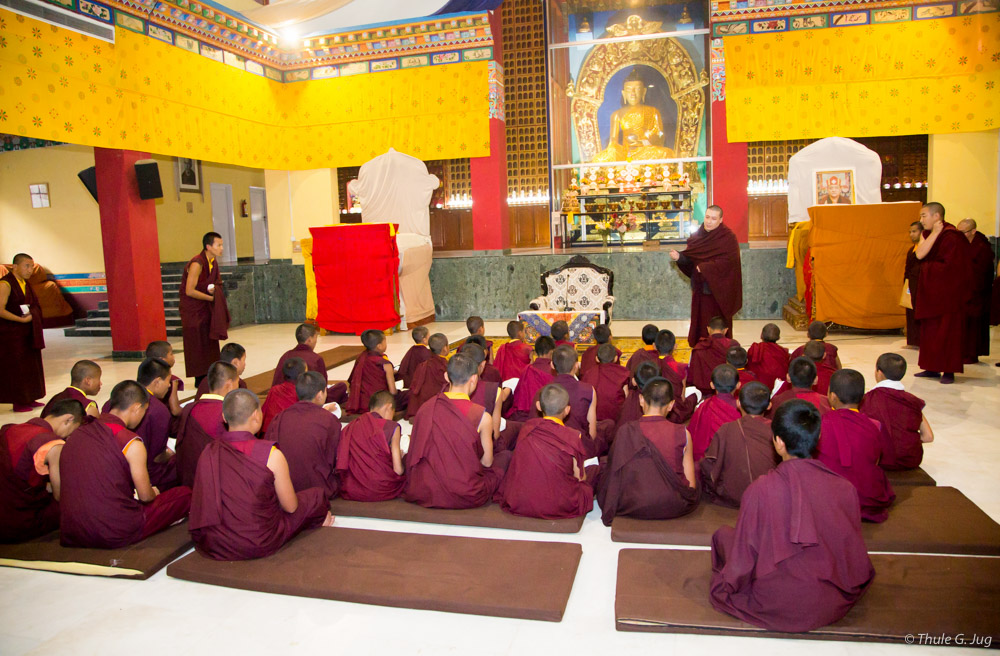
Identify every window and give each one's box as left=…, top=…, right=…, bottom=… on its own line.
left=29, top=183, right=50, bottom=208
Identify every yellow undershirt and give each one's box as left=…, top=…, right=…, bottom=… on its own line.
left=543, top=416, right=565, bottom=426
left=444, top=392, right=470, bottom=400
left=200, top=393, right=225, bottom=401
left=15, top=277, right=26, bottom=296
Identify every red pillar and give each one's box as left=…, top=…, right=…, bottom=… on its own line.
left=94, top=148, right=167, bottom=358
left=471, top=117, right=510, bottom=251
left=711, top=98, right=749, bottom=243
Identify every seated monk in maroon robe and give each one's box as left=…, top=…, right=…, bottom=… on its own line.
left=727, top=346, right=758, bottom=388
left=859, top=353, right=934, bottom=471
left=581, top=343, right=631, bottom=423
left=494, top=320, right=533, bottom=381
left=195, top=342, right=248, bottom=400
left=549, top=320, right=574, bottom=349
left=700, top=382, right=779, bottom=508
left=688, top=364, right=742, bottom=462
left=267, top=371, right=342, bottom=499
left=403, top=354, right=512, bottom=509
left=507, top=336, right=556, bottom=422
left=801, top=339, right=836, bottom=395
left=395, top=326, right=431, bottom=389
left=688, top=316, right=740, bottom=397
left=550, top=344, right=614, bottom=458
left=345, top=329, right=405, bottom=415
left=626, top=323, right=660, bottom=382
left=43, top=359, right=101, bottom=420
left=271, top=323, right=346, bottom=404
left=790, top=321, right=842, bottom=371
left=145, top=340, right=184, bottom=417
left=59, top=381, right=192, bottom=548
left=189, top=389, right=332, bottom=560
left=580, top=324, right=622, bottom=377
left=654, top=329, right=697, bottom=424
left=465, top=335, right=502, bottom=382
left=617, top=361, right=661, bottom=430
left=710, top=400, right=875, bottom=632
left=817, top=369, right=896, bottom=523
left=746, top=323, right=790, bottom=391
left=466, top=315, right=494, bottom=364
left=596, top=379, right=698, bottom=526
left=406, top=333, right=450, bottom=420
left=0, top=399, right=81, bottom=543
left=127, top=358, right=180, bottom=490
left=261, top=357, right=307, bottom=435
left=175, top=361, right=240, bottom=488
left=495, top=384, right=593, bottom=519
left=457, top=343, right=509, bottom=445
left=336, top=391, right=405, bottom=501
left=766, top=358, right=832, bottom=419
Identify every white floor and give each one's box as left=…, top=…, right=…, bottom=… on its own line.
left=2, top=319, right=998, bottom=656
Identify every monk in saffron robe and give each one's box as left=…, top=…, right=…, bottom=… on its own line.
left=261, top=357, right=307, bottom=434
left=0, top=399, right=81, bottom=543
left=655, top=329, right=697, bottom=424
left=688, top=316, right=740, bottom=397
left=465, top=335, right=502, bottom=382
left=507, top=336, right=556, bottom=421
left=746, top=323, right=790, bottom=390
left=859, top=353, right=934, bottom=471
left=345, top=329, right=405, bottom=415
left=802, top=339, right=836, bottom=395
left=596, top=379, right=697, bottom=526
left=688, top=364, right=742, bottom=462
left=626, top=323, right=660, bottom=380
left=406, top=332, right=450, bottom=419
left=700, top=382, right=779, bottom=508
left=726, top=345, right=758, bottom=388
left=581, top=343, right=631, bottom=423
left=271, top=323, right=346, bottom=403
left=617, top=361, right=661, bottom=429
left=180, top=232, right=229, bottom=385
left=175, top=361, right=239, bottom=488
left=336, top=391, right=404, bottom=501
left=194, top=342, right=248, bottom=400
left=59, top=381, right=192, bottom=548
left=551, top=344, right=614, bottom=458
left=396, top=326, right=431, bottom=389
left=710, top=400, right=875, bottom=632
left=670, top=205, right=743, bottom=345
left=189, top=389, right=332, bottom=560
left=145, top=341, right=185, bottom=416
left=403, top=354, right=511, bottom=509
left=958, top=218, right=994, bottom=362
left=904, top=221, right=922, bottom=347
left=580, top=324, right=622, bottom=376
left=914, top=202, right=972, bottom=383
left=494, top=320, right=532, bottom=381
left=790, top=321, right=842, bottom=371
left=42, top=360, right=101, bottom=420
left=466, top=315, right=494, bottom=363
left=127, top=358, right=180, bottom=490
left=0, top=253, right=46, bottom=412
left=766, top=358, right=832, bottom=418
left=495, top=384, right=593, bottom=519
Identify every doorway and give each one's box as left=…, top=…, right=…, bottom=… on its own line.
left=210, top=183, right=237, bottom=264
left=249, top=186, right=270, bottom=263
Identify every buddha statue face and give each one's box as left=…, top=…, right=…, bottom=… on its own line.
left=622, top=79, right=646, bottom=107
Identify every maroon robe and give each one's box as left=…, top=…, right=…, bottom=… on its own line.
left=699, top=415, right=779, bottom=508
left=904, top=247, right=921, bottom=346
left=480, top=363, right=502, bottom=383
left=345, top=351, right=393, bottom=415
left=625, top=347, right=659, bottom=380
left=859, top=387, right=926, bottom=470
left=596, top=416, right=698, bottom=526
left=659, top=356, right=697, bottom=424
left=128, top=394, right=178, bottom=490
left=494, top=340, right=532, bottom=381
left=272, top=344, right=328, bottom=387
left=581, top=362, right=630, bottom=423
left=179, top=252, right=225, bottom=379
left=189, top=432, right=328, bottom=561
left=767, top=388, right=832, bottom=418
left=710, top=458, right=875, bottom=632
left=506, top=357, right=554, bottom=421
left=689, top=335, right=740, bottom=396
left=43, top=387, right=97, bottom=418
left=580, top=343, right=622, bottom=377
left=335, top=412, right=403, bottom=501
left=790, top=342, right=840, bottom=371
left=675, top=222, right=743, bottom=345
left=737, top=368, right=757, bottom=387
left=964, top=230, right=994, bottom=360
left=396, top=344, right=431, bottom=389
left=175, top=397, right=227, bottom=488
left=0, top=418, right=62, bottom=543
left=916, top=223, right=972, bottom=373
left=484, top=338, right=495, bottom=364
left=817, top=409, right=895, bottom=522
left=0, top=271, right=45, bottom=405
left=747, top=342, right=790, bottom=391
left=814, top=362, right=836, bottom=395
left=261, top=382, right=298, bottom=434
left=495, top=417, right=593, bottom=519
left=405, top=354, right=449, bottom=420
left=616, top=392, right=642, bottom=431
left=688, top=393, right=741, bottom=462
left=268, top=401, right=342, bottom=498
left=552, top=373, right=614, bottom=458
left=195, top=376, right=248, bottom=401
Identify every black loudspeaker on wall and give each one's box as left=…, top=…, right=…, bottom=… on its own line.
left=134, top=161, right=163, bottom=200
left=77, top=166, right=98, bottom=202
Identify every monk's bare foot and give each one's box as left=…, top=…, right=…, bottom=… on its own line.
left=322, top=512, right=335, bottom=527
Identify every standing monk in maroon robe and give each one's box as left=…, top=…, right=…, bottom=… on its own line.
left=617, top=362, right=661, bottom=430
left=957, top=218, right=994, bottom=362
left=746, top=323, right=789, bottom=391
left=43, top=360, right=102, bottom=420
left=396, top=326, right=431, bottom=389
left=405, top=332, right=450, bottom=419
left=59, top=382, right=192, bottom=548
left=859, top=353, right=933, bottom=470
left=790, top=321, right=841, bottom=371
left=0, top=253, right=46, bottom=412
left=494, top=320, right=532, bottom=381
left=0, top=399, right=81, bottom=543
left=580, top=324, right=622, bottom=377
left=654, top=329, right=697, bottom=424
left=688, top=365, right=742, bottom=462
left=626, top=324, right=660, bottom=381
left=507, top=336, right=556, bottom=421
left=914, top=202, right=973, bottom=383
left=261, top=358, right=307, bottom=434
left=189, top=389, right=332, bottom=560
left=669, top=205, right=743, bottom=345
left=495, top=384, right=593, bottom=519
left=175, top=362, right=240, bottom=488
left=904, top=221, right=923, bottom=347
left=766, top=358, right=832, bottom=418
left=710, top=400, right=874, bottom=632
left=336, top=391, right=404, bottom=501
left=581, top=343, right=631, bottom=423
left=466, top=315, right=494, bottom=363
left=345, top=329, right=405, bottom=415
left=195, top=342, right=248, bottom=400
left=271, top=324, right=346, bottom=404
left=689, top=317, right=740, bottom=397
left=551, top=345, right=614, bottom=458
left=180, top=232, right=228, bottom=386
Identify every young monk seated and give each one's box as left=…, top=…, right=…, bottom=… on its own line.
left=344, top=329, right=405, bottom=415
left=272, top=323, right=347, bottom=404
left=402, top=354, right=512, bottom=509
left=494, top=320, right=532, bottom=381
left=803, top=339, right=836, bottom=395
left=336, top=391, right=405, bottom=501
left=655, top=329, right=697, bottom=423
left=0, top=399, right=81, bottom=543
left=458, top=343, right=509, bottom=444
left=791, top=320, right=842, bottom=370
left=550, top=320, right=573, bottom=348
left=709, top=399, right=875, bottom=632
left=817, top=369, right=896, bottom=522
left=395, top=326, right=430, bottom=389
left=700, top=381, right=779, bottom=508
left=175, top=361, right=240, bottom=487
left=195, top=342, right=247, bottom=400
left=59, top=381, right=192, bottom=548
left=626, top=323, right=660, bottom=377
left=746, top=323, right=790, bottom=390
left=688, top=316, right=740, bottom=397
left=126, top=358, right=180, bottom=490
left=465, top=335, right=502, bottom=382
left=466, top=315, right=493, bottom=363
left=507, top=336, right=556, bottom=421
left=42, top=360, right=101, bottom=420
left=859, top=353, right=934, bottom=470
left=727, top=346, right=757, bottom=387
left=688, top=364, right=742, bottom=461
left=267, top=371, right=342, bottom=498
left=580, top=324, right=621, bottom=376
left=145, top=340, right=184, bottom=410
left=495, top=384, right=593, bottom=519
left=581, top=343, right=631, bottom=423
left=261, top=357, right=307, bottom=434
left=616, top=361, right=661, bottom=429
left=766, top=357, right=832, bottom=418
left=596, top=379, right=698, bottom=526
left=189, top=389, right=332, bottom=561
left=406, top=333, right=451, bottom=419
left=551, top=344, right=614, bottom=458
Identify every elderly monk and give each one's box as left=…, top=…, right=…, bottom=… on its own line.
left=59, top=381, right=192, bottom=548
left=175, top=361, right=240, bottom=487
left=958, top=218, right=994, bottom=363
left=550, top=344, right=613, bottom=458
left=790, top=321, right=841, bottom=371
left=336, top=391, right=404, bottom=501
left=189, top=389, right=333, bottom=560
left=495, top=384, right=593, bottom=519
left=859, top=353, right=933, bottom=471
left=655, top=329, right=697, bottom=424
left=507, top=336, right=556, bottom=421
left=626, top=324, right=660, bottom=379
left=115, top=358, right=180, bottom=490
left=0, top=253, right=46, bottom=412
left=580, top=324, right=622, bottom=377
left=766, top=358, right=832, bottom=418
left=670, top=206, right=743, bottom=345
left=0, top=399, right=81, bottom=543
left=494, top=320, right=533, bottom=381
left=746, top=323, right=789, bottom=390
left=396, top=326, right=431, bottom=389
left=271, top=323, right=346, bottom=404
left=914, top=202, right=972, bottom=384
left=43, top=360, right=102, bottom=419
left=405, top=332, right=450, bottom=420
left=344, top=329, right=404, bottom=415
left=403, top=354, right=512, bottom=509
left=904, top=221, right=923, bottom=347
left=617, top=361, right=661, bottom=429
left=688, top=316, right=740, bottom=397
left=195, top=342, right=247, bottom=400
left=261, top=357, right=307, bottom=435
left=710, top=400, right=875, bottom=632
left=596, top=379, right=697, bottom=526
left=179, top=232, right=230, bottom=386
left=688, top=364, right=742, bottom=462
left=581, top=343, right=631, bottom=423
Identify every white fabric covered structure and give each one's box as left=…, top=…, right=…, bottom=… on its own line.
left=787, top=137, right=883, bottom=223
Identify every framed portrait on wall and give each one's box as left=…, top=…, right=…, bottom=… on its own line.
left=814, top=169, right=856, bottom=205
left=176, top=157, right=202, bottom=193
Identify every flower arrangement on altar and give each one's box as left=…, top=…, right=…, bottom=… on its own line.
left=594, top=200, right=641, bottom=246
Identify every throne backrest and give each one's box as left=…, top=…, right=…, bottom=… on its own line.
left=540, top=256, right=614, bottom=311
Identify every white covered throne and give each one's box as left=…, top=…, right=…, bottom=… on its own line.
left=529, top=256, right=615, bottom=324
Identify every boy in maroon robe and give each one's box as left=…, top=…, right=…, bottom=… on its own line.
left=767, top=358, right=832, bottom=418
left=465, top=335, right=502, bottom=382
left=43, top=360, right=102, bottom=419
left=617, top=361, right=661, bottom=429
left=550, top=320, right=573, bottom=348
left=596, top=379, right=697, bottom=526
left=458, top=343, right=509, bottom=443
left=180, top=232, right=228, bottom=386
left=145, top=340, right=184, bottom=416
left=700, top=382, right=779, bottom=508
left=466, top=315, right=494, bottom=363
left=267, top=371, right=342, bottom=498
left=189, top=389, right=332, bottom=561
left=406, top=333, right=450, bottom=419
left=710, top=400, right=875, bottom=632
left=626, top=323, right=660, bottom=379
left=495, top=384, right=593, bottom=519
left=688, top=364, right=742, bottom=462
left=195, top=342, right=248, bottom=400
left=507, top=336, right=556, bottom=421
left=0, top=253, right=46, bottom=412
left=904, top=222, right=922, bottom=347
left=59, top=381, right=192, bottom=548
left=175, top=361, right=240, bottom=488
left=580, top=324, right=622, bottom=376
left=395, top=326, right=430, bottom=389
left=655, top=329, right=697, bottom=424
left=817, top=369, right=895, bottom=523
left=790, top=321, right=841, bottom=371
left=271, top=323, right=347, bottom=403
left=581, top=343, right=631, bottom=423
left=746, top=323, right=790, bottom=390
left=859, top=353, right=934, bottom=471
left=261, top=357, right=307, bottom=434
left=551, top=344, right=613, bottom=458
left=403, top=354, right=512, bottom=509
left=494, top=320, right=532, bottom=381
left=129, top=358, right=180, bottom=490
left=958, top=218, right=994, bottom=362
left=0, top=399, right=82, bottom=543
left=336, top=391, right=404, bottom=501
left=803, top=339, right=836, bottom=395
left=726, top=346, right=757, bottom=388
left=345, top=329, right=405, bottom=415
left=688, top=316, right=740, bottom=397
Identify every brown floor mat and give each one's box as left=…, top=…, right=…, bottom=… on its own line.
left=0, top=522, right=191, bottom=579
left=611, top=486, right=1000, bottom=556
left=885, top=467, right=936, bottom=487
left=615, top=549, right=1000, bottom=644
left=167, top=526, right=581, bottom=621
left=329, top=497, right=586, bottom=534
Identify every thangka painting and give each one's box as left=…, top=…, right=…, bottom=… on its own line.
left=517, top=311, right=604, bottom=345
left=814, top=169, right=856, bottom=205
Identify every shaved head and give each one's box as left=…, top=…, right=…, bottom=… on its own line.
left=222, top=388, right=260, bottom=427
left=12, top=253, right=33, bottom=265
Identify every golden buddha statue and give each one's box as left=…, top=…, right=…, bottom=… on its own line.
left=592, top=69, right=674, bottom=163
